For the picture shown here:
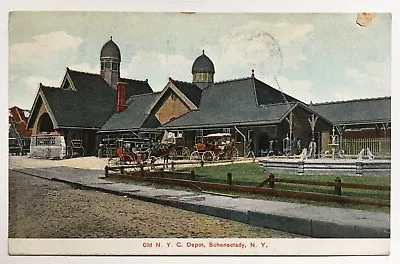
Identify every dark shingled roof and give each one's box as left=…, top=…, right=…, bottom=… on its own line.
left=254, top=78, right=298, bottom=105
left=191, top=51, right=215, bottom=74
left=99, top=92, right=161, bottom=132
left=33, top=69, right=152, bottom=129
left=120, top=77, right=153, bottom=98
left=41, top=83, right=116, bottom=129
left=100, top=38, right=121, bottom=60
left=310, top=97, right=391, bottom=126
left=163, top=77, right=298, bottom=129
left=170, top=79, right=202, bottom=107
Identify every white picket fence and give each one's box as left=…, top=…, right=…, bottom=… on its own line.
left=341, top=138, right=391, bottom=157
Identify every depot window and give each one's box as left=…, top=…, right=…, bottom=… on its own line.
left=105, top=61, right=111, bottom=69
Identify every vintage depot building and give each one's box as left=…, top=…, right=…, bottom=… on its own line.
left=27, top=38, right=390, bottom=157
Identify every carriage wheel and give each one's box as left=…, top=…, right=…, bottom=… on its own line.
left=182, top=147, right=190, bottom=160
left=141, top=150, right=151, bottom=164
left=202, top=151, right=215, bottom=162
left=108, top=156, right=121, bottom=166
left=120, top=155, right=136, bottom=173
left=190, top=151, right=200, bottom=160
left=231, top=147, right=239, bottom=159
left=150, top=156, right=158, bottom=164
left=79, top=147, right=85, bottom=157
left=168, top=148, right=178, bottom=160
left=66, top=147, right=73, bottom=158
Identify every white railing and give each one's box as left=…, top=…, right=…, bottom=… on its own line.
left=341, top=138, right=390, bottom=156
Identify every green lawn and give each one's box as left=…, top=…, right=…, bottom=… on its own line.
left=177, top=162, right=390, bottom=212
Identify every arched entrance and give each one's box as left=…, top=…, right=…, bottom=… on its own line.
left=37, top=113, right=55, bottom=134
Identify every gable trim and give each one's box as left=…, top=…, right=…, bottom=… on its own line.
left=279, top=102, right=333, bottom=126
left=278, top=103, right=298, bottom=123
left=146, top=80, right=197, bottom=114
left=28, top=88, right=60, bottom=130
left=27, top=88, right=42, bottom=129
left=61, top=71, right=77, bottom=91
left=39, top=89, right=59, bottom=129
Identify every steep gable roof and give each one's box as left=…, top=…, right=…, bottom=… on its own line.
left=163, top=77, right=299, bottom=129
left=254, top=78, right=298, bottom=105
left=310, top=96, right=391, bottom=126
left=169, top=79, right=202, bottom=107
left=146, top=78, right=199, bottom=114
left=27, top=85, right=59, bottom=129
left=99, top=92, right=161, bottom=132
left=41, top=84, right=116, bottom=129
left=29, top=68, right=153, bottom=130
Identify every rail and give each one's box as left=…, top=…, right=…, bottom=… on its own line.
left=104, top=157, right=256, bottom=173
left=104, top=167, right=390, bottom=207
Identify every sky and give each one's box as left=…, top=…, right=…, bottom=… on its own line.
left=7, top=9, right=392, bottom=110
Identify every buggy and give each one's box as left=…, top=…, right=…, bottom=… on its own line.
left=190, top=133, right=238, bottom=161
left=107, top=138, right=151, bottom=171
left=149, top=131, right=190, bottom=162
left=66, top=139, right=85, bottom=158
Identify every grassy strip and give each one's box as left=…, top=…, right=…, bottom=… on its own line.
left=107, top=175, right=390, bottom=213
left=177, top=163, right=390, bottom=203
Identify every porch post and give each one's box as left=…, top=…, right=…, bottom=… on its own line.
left=285, top=111, right=294, bottom=152
left=307, top=114, right=318, bottom=140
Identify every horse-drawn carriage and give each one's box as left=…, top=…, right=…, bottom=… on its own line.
left=148, top=131, right=190, bottom=162
left=105, top=131, right=191, bottom=169
left=106, top=138, right=151, bottom=171
left=66, top=139, right=85, bottom=158
left=190, top=133, right=238, bottom=161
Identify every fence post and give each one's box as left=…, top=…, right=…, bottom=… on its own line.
left=190, top=169, right=196, bottom=181
left=297, top=160, right=304, bottom=174
left=171, top=161, right=175, bottom=171
left=334, top=177, right=342, bottom=196
left=268, top=173, right=275, bottom=189
left=356, top=161, right=363, bottom=175
left=104, top=165, right=109, bottom=176
left=200, top=160, right=204, bottom=167
left=227, top=171, right=233, bottom=185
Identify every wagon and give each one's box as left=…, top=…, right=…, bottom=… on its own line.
left=66, top=139, right=85, bottom=158
left=107, top=138, right=151, bottom=172
left=149, top=131, right=190, bottom=162
left=190, top=133, right=238, bottom=161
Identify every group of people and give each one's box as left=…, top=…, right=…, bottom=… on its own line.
left=247, top=136, right=319, bottom=158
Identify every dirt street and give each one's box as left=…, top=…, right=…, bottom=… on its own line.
left=9, top=170, right=303, bottom=238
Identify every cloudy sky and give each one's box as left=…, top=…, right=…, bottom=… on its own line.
left=7, top=5, right=392, bottom=110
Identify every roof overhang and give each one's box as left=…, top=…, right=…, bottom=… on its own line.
left=333, top=120, right=391, bottom=127
left=160, top=119, right=280, bottom=130
left=97, top=127, right=158, bottom=134
left=58, top=126, right=99, bottom=130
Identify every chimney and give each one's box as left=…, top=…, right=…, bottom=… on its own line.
left=116, top=82, right=127, bottom=112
